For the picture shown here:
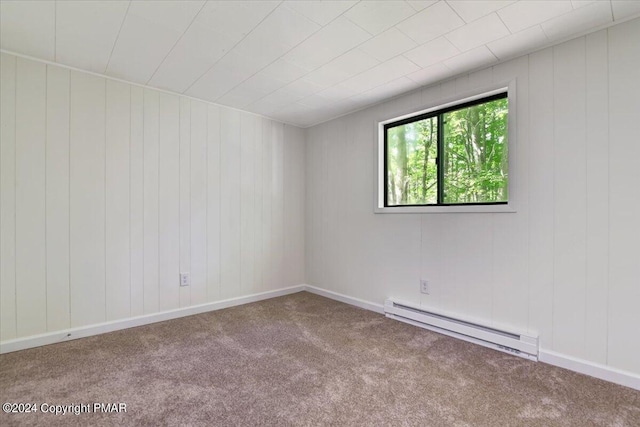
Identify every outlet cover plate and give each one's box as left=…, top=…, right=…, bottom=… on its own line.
left=420, top=280, right=429, bottom=294
left=180, top=273, right=190, bottom=287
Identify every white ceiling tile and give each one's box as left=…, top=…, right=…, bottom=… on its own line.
left=148, top=20, right=237, bottom=93
left=406, top=63, right=452, bottom=85
left=358, top=27, right=418, bottom=62
left=275, top=101, right=315, bottom=116
left=571, top=1, right=602, bottom=9
left=486, top=25, right=548, bottom=59
left=396, top=1, right=465, bottom=44
left=443, top=45, right=497, bottom=72
left=1, top=0, right=630, bottom=128
left=232, top=5, right=321, bottom=72
left=236, top=5, right=320, bottom=52
left=246, top=98, right=283, bottom=116
left=234, top=37, right=292, bottom=72
left=446, top=1, right=515, bottom=23
left=404, top=37, right=460, bottom=68
left=299, top=49, right=380, bottom=89
left=0, top=0, right=55, bottom=60
left=148, top=1, right=277, bottom=93
left=406, top=1, right=438, bottom=12
left=611, top=1, right=640, bottom=20
left=216, top=78, right=279, bottom=109
left=445, top=13, right=510, bottom=51
left=272, top=102, right=321, bottom=126
left=498, top=1, right=573, bottom=33
left=261, top=59, right=310, bottom=85
left=55, top=1, right=129, bottom=73
left=338, top=56, right=420, bottom=93
left=364, top=76, right=419, bottom=98
left=283, top=78, right=325, bottom=98
left=320, top=49, right=380, bottom=80
left=185, top=52, right=263, bottom=101
left=318, top=84, right=360, bottom=102
left=284, top=0, right=358, bottom=26
left=195, top=0, right=279, bottom=41
left=344, top=0, right=417, bottom=35
left=299, top=93, right=340, bottom=108
left=106, top=1, right=204, bottom=84
left=250, top=88, right=306, bottom=112
left=542, top=0, right=612, bottom=41
left=302, top=66, right=347, bottom=89
left=243, top=71, right=290, bottom=95
left=284, top=17, right=372, bottom=71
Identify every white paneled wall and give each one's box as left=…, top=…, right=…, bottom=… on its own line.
left=0, top=53, right=306, bottom=342
left=305, top=19, right=640, bottom=375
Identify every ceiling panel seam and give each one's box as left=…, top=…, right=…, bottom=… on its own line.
left=144, top=0, right=208, bottom=85
left=205, top=0, right=364, bottom=105
left=182, top=0, right=285, bottom=94
left=103, top=0, right=133, bottom=74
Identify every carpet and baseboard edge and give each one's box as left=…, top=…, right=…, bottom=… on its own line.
left=2, top=284, right=638, bottom=391
left=303, top=285, right=640, bottom=391
left=0, top=285, right=306, bottom=355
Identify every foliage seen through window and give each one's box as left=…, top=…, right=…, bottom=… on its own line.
left=385, top=94, right=508, bottom=206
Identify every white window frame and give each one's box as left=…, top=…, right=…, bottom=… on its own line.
left=375, top=80, right=518, bottom=214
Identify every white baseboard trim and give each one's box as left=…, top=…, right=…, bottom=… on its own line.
left=539, top=349, right=640, bottom=391
left=302, top=285, right=385, bottom=314
left=0, top=285, right=305, bottom=354
left=3, top=283, right=638, bottom=392
left=301, top=286, right=640, bottom=391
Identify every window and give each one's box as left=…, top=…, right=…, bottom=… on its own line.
left=377, top=87, right=514, bottom=213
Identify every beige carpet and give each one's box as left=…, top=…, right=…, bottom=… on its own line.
left=1, top=292, right=638, bottom=426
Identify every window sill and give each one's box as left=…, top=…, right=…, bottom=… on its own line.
left=374, top=203, right=516, bottom=214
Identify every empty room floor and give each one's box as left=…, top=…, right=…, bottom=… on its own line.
left=1, top=292, right=638, bottom=426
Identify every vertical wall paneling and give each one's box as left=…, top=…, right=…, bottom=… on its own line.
left=190, top=100, right=207, bottom=304
left=220, top=108, right=241, bottom=298
left=527, top=48, right=555, bottom=345
left=253, top=116, right=264, bottom=292
left=304, top=127, right=315, bottom=287
left=179, top=98, right=191, bottom=307
left=319, top=126, right=329, bottom=291
left=284, top=125, right=305, bottom=286
left=271, top=122, right=285, bottom=289
left=420, top=214, right=443, bottom=309
left=45, top=65, right=70, bottom=331
left=261, top=119, right=273, bottom=292
left=323, top=122, right=340, bottom=295
left=584, top=30, right=609, bottom=364
left=607, top=20, right=640, bottom=374
left=306, top=125, right=325, bottom=289
left=0, top=53, right=17, bottom=340
left=69, top=71, right=106, bottom=327
left=453, top=215, right=493, bottom=322
left=490, top=56, right=529, bottom=332
left=15, top=58, right=47, bottom=337
left=143, top=89, right=160, bottom=314
left=158, top=93, right=180, bottom=311
left=1, top=52, right=306, bottom=346
left=375, top=99, right=421, bottom=305
left=303, top=18, right=640, bottom=376
left=130, top=86, right=144, bottom=316
left=240, top=113, right=255, bottom=294
left=206, top=105, right=221, bottom=301
left=552, top=38, right=588, bottom=358
left=105, top=80, right=131, bottom=321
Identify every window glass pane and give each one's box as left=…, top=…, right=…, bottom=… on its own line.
left=442, top=97, right=508, bottom=204
left=386, top=116, right=438, bottom=205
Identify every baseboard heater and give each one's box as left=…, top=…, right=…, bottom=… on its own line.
left=384, top=299, right=539, bottom=361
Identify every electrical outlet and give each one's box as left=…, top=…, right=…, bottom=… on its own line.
left=420, top=279, right=429, bottom=294
left=180, top=273, right=190, bottom=287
